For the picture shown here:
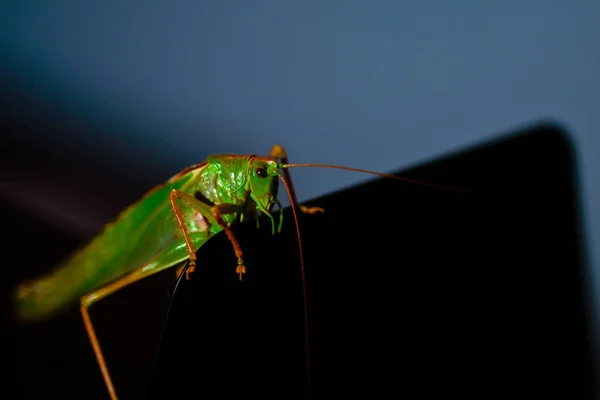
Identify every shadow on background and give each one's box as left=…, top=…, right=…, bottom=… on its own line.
left=2, top=122, right=596, bottom=399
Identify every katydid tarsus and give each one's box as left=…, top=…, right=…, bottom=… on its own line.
left=12, top=144, right=467, bottom=400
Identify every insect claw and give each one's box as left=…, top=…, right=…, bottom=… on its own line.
left=236, top=265, right=246, bottom=281
left=185, top=265, right=196, bottom=280
left=300, top=205, right=325, bottom=214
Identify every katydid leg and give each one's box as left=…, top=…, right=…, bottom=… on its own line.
left=170, top=190, right=247, bottom=280
left=81, top=270, right=149, bottom=400
left=249, top=193, right=278, bottom=235
left=269, top=144, right=325, bottom=215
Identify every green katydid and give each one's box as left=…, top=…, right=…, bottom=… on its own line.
left=12, top=144, right=466, bottom=400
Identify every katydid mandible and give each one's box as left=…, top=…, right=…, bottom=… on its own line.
left=12, top=144, right=466, bottom=400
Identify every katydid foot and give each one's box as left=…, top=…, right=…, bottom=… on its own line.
left=300, top=205, right=325, bottom=214
left=236, top=261, right=247, bottom=281
left=185, top=264, right=196, bottom=280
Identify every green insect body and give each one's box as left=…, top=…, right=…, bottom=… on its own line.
left=15, top=154, right=281, bottom=322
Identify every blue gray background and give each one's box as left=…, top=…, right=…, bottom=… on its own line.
left=2, top=1, right=599, bottom=352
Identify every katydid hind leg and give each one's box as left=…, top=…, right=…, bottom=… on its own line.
left=81, top=270, right=155, bottom=400
left=170, top=189, right=247, bottom=280
left=269, top=144, right=325, bottom=215
left=79, top=232, right=210, bottom=400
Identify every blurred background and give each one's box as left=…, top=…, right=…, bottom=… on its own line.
left=2, top=0, right=599, bottom=380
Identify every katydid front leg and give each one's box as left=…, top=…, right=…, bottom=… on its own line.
left=170, top=190, right=246, bottom=280
left=269, top=144, right=325, bottom=215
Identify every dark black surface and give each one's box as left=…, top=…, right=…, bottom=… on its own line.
left=149, top=122, right=596, bottom=399
left=3, top=122, right=595, bottom=399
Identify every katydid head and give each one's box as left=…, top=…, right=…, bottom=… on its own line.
left=247, top=157, right=280, bottom=212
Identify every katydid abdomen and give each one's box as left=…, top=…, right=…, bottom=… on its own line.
left=13, top=163, right=217, bottom=323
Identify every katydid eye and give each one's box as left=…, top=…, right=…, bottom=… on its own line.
left=256, top=166, right=268, bottom=178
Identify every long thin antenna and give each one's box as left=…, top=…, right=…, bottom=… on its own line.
left=278, top=171, right=311, bottom=399
left=280, top=163, right=470, bottom=194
